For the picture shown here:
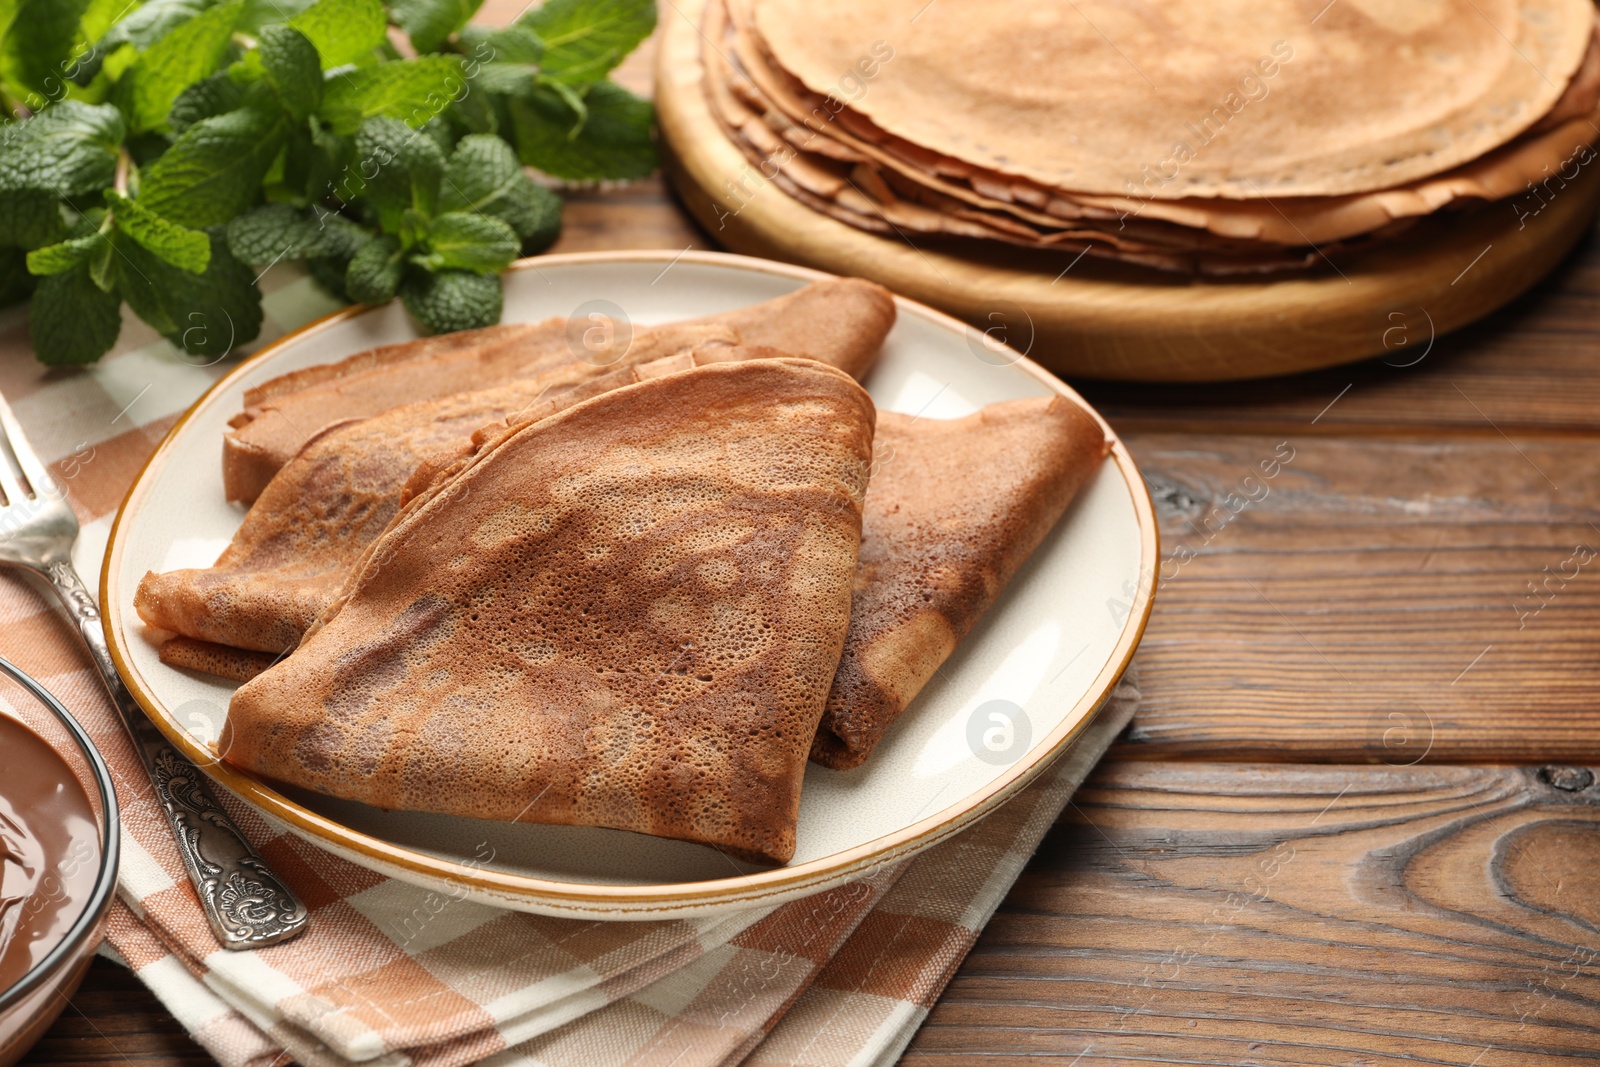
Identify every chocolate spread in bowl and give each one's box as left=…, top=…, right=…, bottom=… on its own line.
left=0, top=714, right=99, bottom=991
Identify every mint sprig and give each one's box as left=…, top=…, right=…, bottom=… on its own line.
left=0, top=0, right=658, bottom=365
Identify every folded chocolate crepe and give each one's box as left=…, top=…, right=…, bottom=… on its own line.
left=141, top=345, right=782, bottom=658
left=812, top=397, right=1110, bottom=770
left=224, top=278, right=894, bottom=502
left=142, top=282, right=895, bottom=666
left=220, top=358, right=876, bottom=865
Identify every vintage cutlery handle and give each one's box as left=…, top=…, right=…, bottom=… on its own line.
left=42, top=558, right=309, bottom=949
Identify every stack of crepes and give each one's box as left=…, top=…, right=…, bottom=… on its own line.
left=702, top=0, right=1600, bottom=274
left=133, top=279, right=1112, bottom=867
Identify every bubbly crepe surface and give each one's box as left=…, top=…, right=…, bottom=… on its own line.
left=139, top=283, right=894, bottom=667
left=814, top=398, right=1110, bottom=769
left=753, top=0, right=1594, bottom=198
left=221, top=359, right=876, bottom=865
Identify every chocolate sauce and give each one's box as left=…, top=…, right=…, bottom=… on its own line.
left=0, top=714, right=99, bottom=990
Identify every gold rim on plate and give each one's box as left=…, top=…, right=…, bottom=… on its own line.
left=101, top=249, right=1158, bottom=918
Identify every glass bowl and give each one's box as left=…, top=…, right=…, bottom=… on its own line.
left=0, top=655, right=119, bottom=1067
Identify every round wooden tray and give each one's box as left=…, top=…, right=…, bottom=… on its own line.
left=654, top=0, right=1600, bottom=382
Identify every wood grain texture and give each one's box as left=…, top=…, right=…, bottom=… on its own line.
left=653, top=0, right=1600, bottom=383
left=906, top=760, right=1600, bottom=1066
left=1078, top=229, right=1600, bottom=434
left=1119, top=432, right=1600, bottom=763
left=25, top=960, right=211, bottom=1065
left=36, top=6, right=1600, bottom=1065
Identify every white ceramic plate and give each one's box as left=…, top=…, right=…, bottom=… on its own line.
left=102, top=251, right=1156, bottom=920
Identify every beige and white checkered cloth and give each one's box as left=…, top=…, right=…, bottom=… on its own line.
left=0, top=272, right=1138, bottom=1067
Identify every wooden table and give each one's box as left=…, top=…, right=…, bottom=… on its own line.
left=26, top=21, right=1600, bottom=1067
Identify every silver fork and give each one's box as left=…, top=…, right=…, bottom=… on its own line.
left=0, top=391, right=306, bottom=949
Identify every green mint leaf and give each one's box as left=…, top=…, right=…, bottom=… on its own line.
left=319, top=55, right=467, bottom=134
left=461, top=24, right=544, bottom=65
left=64, top=207, right=117, bottom=290
left=352, top=116, right=444, bottom=230
left=255, top=25, right=323, bottom=120
left=25, top=233, right=104, bottom=276
left=420, top=115, right=457, bottom=156
left=510, top=79, right=655, bottom=181
left=115, top=227, right=263, bottom=359
left=0, top=0, right=92, bottom=104
left=541, top=78, right=587, bottom=127
left=77, top=0, right=128, bottom=43
left=415, top=211, right=518, bottom=273
left=62, top=0, right=124, bottom=87
left=105, top=189, right=211, bottom=273
left=398, top=206, right=429, bottom=250
left=304, top=123, right=353, bottom=202
left=306, top=252, right=350, bottom=299
left=508, top=178, right=561, bottom=252
left=0, top=189, right=65, bottom=249
left=240, top=0, right=316, bottom=33
left=226, top=202, right=368, bottom=262
left=344, top=233, right=400, bottom=303
left=29, top=259, right=123, bottom=365
left=0, top=249, right=36, bottom=309
left=458, top=25, right=543, bottom=94
left=443, top=86, right=498, bottom=137
left=288, top=0, right=386, bottom=70
left=120, top=0, right=246, bottom=133
left=440, top=133, right=519, bottom=205
left=138, top=105, right=289, bottom=227
left=0, top=101, right=125, bottom=200
left=440, top=134, right=560, bottom=247
left=391, top=0, right=484, bottom=54
left=400, top=266, right=500, bottom=334
left=520, top=0, right=654, bottom=87
left=169, top=71, right=247, bottom=133
left=225, top=205, right=301, bottom=263
left=96, top=0, right=214, bottom=55
left=466, top=62, right=536, bottom=96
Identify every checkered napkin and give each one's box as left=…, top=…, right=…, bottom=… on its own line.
left=95, top=682, right=1136, bottom=1067
left=0, top=273, right=1139, bottom=1066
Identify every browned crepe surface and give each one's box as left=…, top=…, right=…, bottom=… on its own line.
left=140, top=281, right=894, bottom=665
left=224, top=322, right=560, bottom=504
left=223, top=280, right=894, bottom=502
left=135, top=346, right=788, bottom=655
left=751, top=0, right=1594, bottom=200
left=711, top=0, right=1600, bottom=264
left=220, top=358, right=876, bottom=865
left=679, top=276, right=894, bottom=374
left=159, top=639, right=280, bottom=684
left=812, top=398, right=1110, bottom=770
left=707, top=3, right=1324, bottom=272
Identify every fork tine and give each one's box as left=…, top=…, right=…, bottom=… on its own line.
left=0, top=451, right=22, bottom=505
left=0, top=389, right=58, bottom=500
left=0, top=428, right=27, bottom=506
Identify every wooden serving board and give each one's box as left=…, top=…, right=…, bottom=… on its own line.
left=654, top=0, right=1600, bottom=383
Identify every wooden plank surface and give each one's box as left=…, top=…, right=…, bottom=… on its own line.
left=906, top=761, right=1600, bottom=1066
left=1118, top=432, right=1600, bottom=763
left=28, top=8, right=1600, bottom=1066
left=27, top=961, right=211, bottom=1067
left=1079, top=231, right=1600, bottom=435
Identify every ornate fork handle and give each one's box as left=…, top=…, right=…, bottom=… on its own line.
left=43, top=557, right=308, bottom=949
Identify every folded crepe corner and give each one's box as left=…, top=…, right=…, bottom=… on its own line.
left=159, top=638, right=281, bottom=684
left=811, top=395, right=1111, bottom=770
left=219, top=358, right=876, bottom=865
left=682, top=277, right=895, bottom=380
